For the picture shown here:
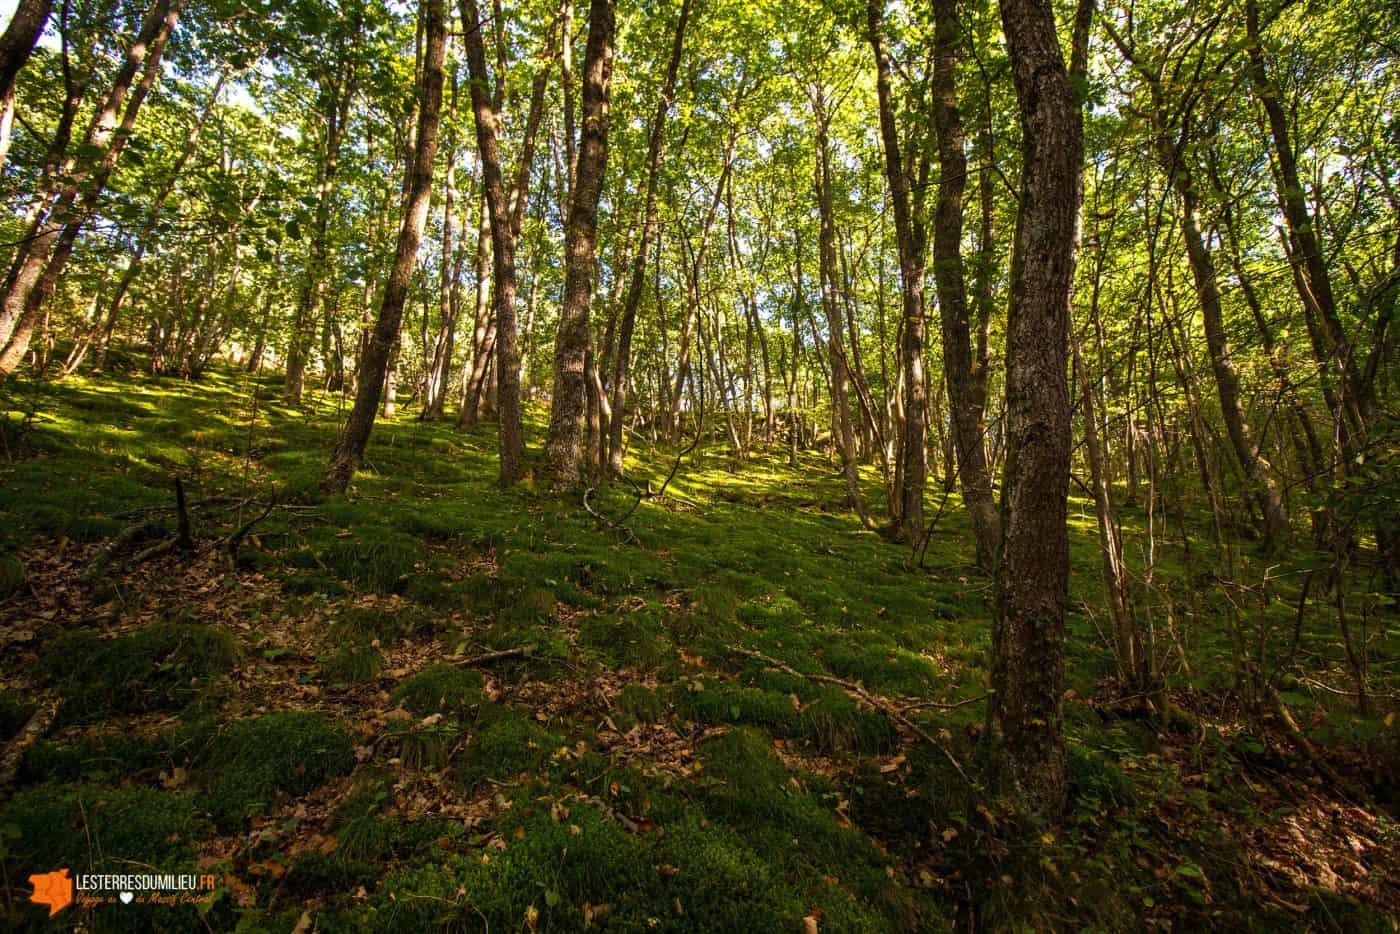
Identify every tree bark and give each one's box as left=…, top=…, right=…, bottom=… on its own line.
left=607, top=0, right=690, bottom=476
left=990, top=0, right=1084, bottom=820
left=930, top=0, right=999, bottom=570
left=867, top=0, right=929, bottom=540
left=813, top=89, right=871, bottom=527
left=323, top=0, right=444, bottom=493
left=459, top=0, right=555, bottom=483
left=0, top=0, right=183, bottom=377
left=543, top=0, right=613, bottom=490
left=0, top=0, right=53, bottom=170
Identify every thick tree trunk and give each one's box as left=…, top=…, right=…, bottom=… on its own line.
left=541, top=0, right=612, bottom=490
left=930, top=0, right=999, bottom=570
left=990, top=0, right=1084, bottom=820
left=323, top=0, right=444, bottom=493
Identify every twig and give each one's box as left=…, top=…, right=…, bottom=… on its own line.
left=131, top=536, right=179, bottom=565
left=899, top=692, right=992, bottom=713
left=0, top=695, right=61, bottom=792
left=226, top=498, right=277, bottom=568
left=452, top=645, right=538, bottom=667
left=728, top=646, right=973, bottom=784
left=584, top=487, right=639, bottom=544
left=80, top=518, right=167, bottom=582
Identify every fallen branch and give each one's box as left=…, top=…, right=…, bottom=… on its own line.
left=452, top=645, right=538, bottom=667
left=80, top=518, right=167, bottom=583
left=729, top=646, right=972, bottom=784
left=899, top=692, right=992, bottom=713
left=131, top=536, right=179, bottom=565
left=226, top=499, right=277, bottom=569
left=583, top=487, right=639, bottom=544
left=0, top=695, right=60, bottom=792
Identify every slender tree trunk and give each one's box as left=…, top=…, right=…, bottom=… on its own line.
left=990, top=0, right=1085, bottom=820
left=459, top=0, right=554, bottom=482
left=813, top=90, right=871, bottom=527
left=930, top=0, right=999, bottom=569
left=608, top=0, right=689, bottom=475
left=323, top=0, right=443, bottom=492
left=285, top=69, right=354, bottom=404
left=542, top=0, right=613, bottom=489
left=868, top=0, right=929, bottom=541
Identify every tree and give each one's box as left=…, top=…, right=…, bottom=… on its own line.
left=323, top=0, right=445, bottom=493
left=544, top=0, right=615, bottom=489
left=989, top=0, right=1086, bottom=819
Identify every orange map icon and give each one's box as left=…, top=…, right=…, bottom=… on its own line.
left=29, top=868, right=73, bottom=916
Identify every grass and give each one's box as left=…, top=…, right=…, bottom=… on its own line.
left=0, top=364, right=1395, bottom=931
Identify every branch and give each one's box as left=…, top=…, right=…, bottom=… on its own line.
left=452, top=644, right=537, bottom=667
left=728, top=646, right=972, bottom=784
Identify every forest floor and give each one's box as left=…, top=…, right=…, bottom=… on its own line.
left=0, top=362, right=1396, bottom=932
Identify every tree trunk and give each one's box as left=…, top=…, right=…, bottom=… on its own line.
left=867, top=0, right=929, bottom=541
left=542, top=0, right=612, bottom=490
left=459, top=0, right=555, bottom=483
left=990, top=0, right=1084, bottom=821
left=930, top=0, right=999, bottom=570
left=0, top=0, right=53, bottom=170
left=0, top=0, right=183, bottom=377
left=323, top=0, right=444, bottom=493
left=285, top=67, right=354, bottom=404
left=813, top=89, right=871, bottom=527
left=608, top=0, right=689, bottom=476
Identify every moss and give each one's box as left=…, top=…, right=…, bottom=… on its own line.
left=321, top=642, right=385, bottom=685
left=1068, top=746, right=1136, bottom=811
left=385, top=717, right=462, bottom=770
left=402, top=573, right=460, bottom=609
left=201, top=712, right=355, bottom=828
left=461, top=712, right=560, bottom=783
left=0, top=553, right=25, bottom=597
left=319, top=529, right=420, bottom=593
left=390, top=665, right=484, bottom=719
left=800, top=689, right=898, bottom=756
left=580, top=607, right=672, bottom=668
left=618, top=684, right=666, bottom=723
left=370, top=804, right=651, bottom=932
left=660, top=818, right=807, bottom=928
left=281, top=572, right=349, bottom=597
left=674, top=679, right=801, bottom=733
left=42, top=623, right=236, bottom=721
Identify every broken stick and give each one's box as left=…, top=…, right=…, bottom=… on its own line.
left=729, top=645, right=973, bottom=784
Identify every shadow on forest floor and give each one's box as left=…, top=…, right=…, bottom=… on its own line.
left=0, top=364, right=1396, bottom=931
